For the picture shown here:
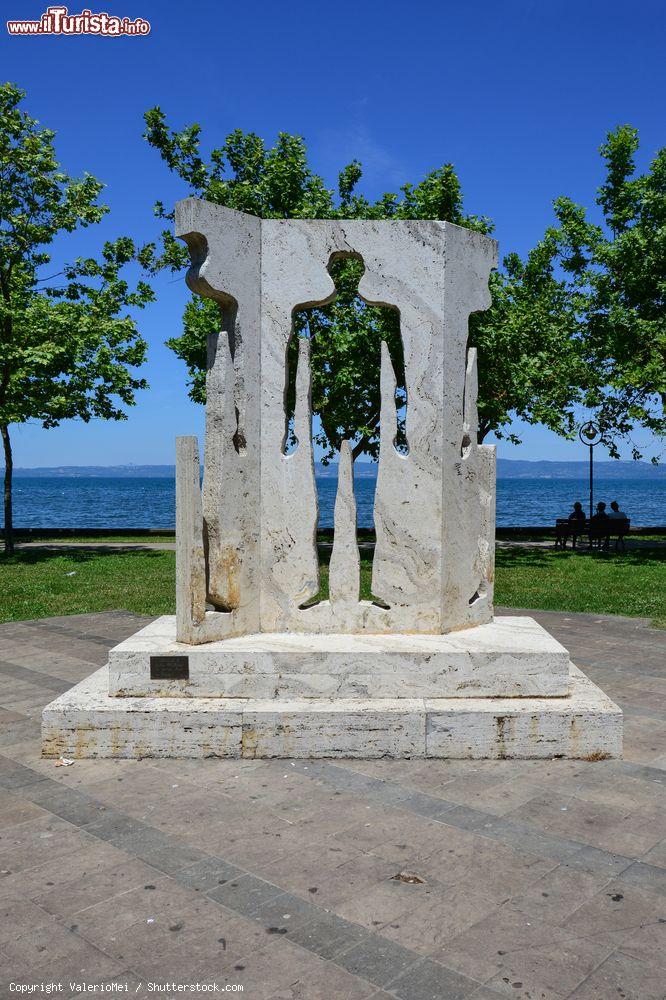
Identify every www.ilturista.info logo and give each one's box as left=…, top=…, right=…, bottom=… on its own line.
left=7, top=5, right=150, bottom=35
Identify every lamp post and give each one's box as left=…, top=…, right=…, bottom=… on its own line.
left=578, top=422, right=602, bottom=520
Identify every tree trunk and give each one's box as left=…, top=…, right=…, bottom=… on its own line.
left=1, top=424, right=14, bottom=556
left=478, top=421, right=492, bottom=444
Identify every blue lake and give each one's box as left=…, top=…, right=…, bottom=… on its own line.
left=4, top=474, right=664, bottom=528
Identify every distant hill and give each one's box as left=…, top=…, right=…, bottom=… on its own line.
left=11, top=464, right=178, bottom=478
left=496, top=459, right=665, bottom=480
left=8, top=459, right=665, bottom=479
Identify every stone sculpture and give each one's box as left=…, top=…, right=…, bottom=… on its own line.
left=42, top=200, right=623, bottom=760
left=174, top=200, right=497, bottom=642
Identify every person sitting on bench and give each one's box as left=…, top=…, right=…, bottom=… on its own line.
left=568, top=501, right=586, bottom=547
left=608, top=500, right=628, bottom=520
left=589, top=501, right=610, bottom=548
left=555, top=501, right=587, bottom=549
left=569, top=501, right=586, bottom=525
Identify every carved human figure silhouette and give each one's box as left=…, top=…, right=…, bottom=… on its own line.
left=285, top=256, right=407, bottom=460
left=283, top=256, right=407, bottom=603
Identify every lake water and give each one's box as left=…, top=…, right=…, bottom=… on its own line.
left=4, top=475, right=664, bottom=528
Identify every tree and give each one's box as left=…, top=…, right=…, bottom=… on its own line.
left=549, top=126, right=665, bottom=459
left=0, top=83, right=155, bottom=554
left=142, top=111, right=594, bottom=460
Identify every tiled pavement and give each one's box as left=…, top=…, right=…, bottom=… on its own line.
left=0, top=609, right=665, bottom=1000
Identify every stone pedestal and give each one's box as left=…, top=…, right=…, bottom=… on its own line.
left=42, top=663, right=621, bottom=761
left=106, top=615, right=571, bottom=700
left=41, top=199, right=622, bottom=761
left=42, top=615, right=621, bottom=760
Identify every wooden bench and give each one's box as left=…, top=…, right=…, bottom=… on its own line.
left=555, top=518, right=630, bottom=552
left=589, top=517, right=630, bottom=552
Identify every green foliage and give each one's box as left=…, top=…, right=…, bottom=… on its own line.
left=0, top=83, right=155, bottom=551
left=550, top=126, right=666, bottom=459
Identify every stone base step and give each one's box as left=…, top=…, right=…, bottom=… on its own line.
left=108, top=615, right=572, bottom=699
left=42, top=665, right=622, bottom=760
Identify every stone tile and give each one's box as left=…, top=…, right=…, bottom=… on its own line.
left=378, top=884, right=497, bottom=955
left=72, top=876, right=216, bottom=944
left=244, top=888, right=318, bottom=934
left=435, top=774, right=543, bottom=817
left=1, top=919, right=124, bottom=981
left=641, top=838, right=666, bottom=870
left=103, top=911, right=250, bottom=981
left=334, top=877, right=427, bottom=929
left=347, top=812, right=473, bottom=862
left=616, top=859, right=666, bottom=897
left=175, top=856, right=246, bottom=894
left=0, top=718, right=41, bottom=748
left=251, top=840, right=361, bottom=893
left=568, top=950, right=666, bottom=999
left=438, top=805, right=494, bottom=832
left=468, top=989, right=509, bottom=1000
left=265, top=959, right=379, bottom=999
left=419, top=834, right=557, bottom=903
left=35, top=855, right=163, bottom=918
left=84, top=810, right=152, bottom=841
left=388, top=788, right=457, bottom=818
left=0, top=789, right=48, bottom=830
left=0, top=707, right=27, bottom=724
left=560, top=772, right=664, bottom=812
left=0, top=660, right=71, bottom=693
left=620, top=761, right=666, bottom=786
left=207, top=873, right=285, bottom=917
left=481, top=817, right=588, bottom=865
left=560, top=845, right=634, bottom=878
left=622, top=717, right=666, bottom=765
left=213, top=937, right=348, bottom=1000
left=620, top=914, right=666, bottom=972
left=438, top=903, right=613, bottom=995
left=0, top=814, right=97, bottom=874
left=287, top=910, right=369, bottom=960
left=0, top=898, right=56, bottom=946
left=388, top=957, right=481, bottom=999
left=0, top=756, right=49, bottom=790
left=294, top=797, right=400, bottom=841
left=510, top=865, right=612, bottom=923
left=483, top=934, right=614, bottom=999
left=564, top=881, right=666, bottom=963
left=591, top=804, right=666, bottom=857
left=335, top=933, right=420, bottom=987
left=218, top=816, right=324, bottom=870
left=504, top=791, right=624, bottom=847
left=23, top=782, right=112, bottom=827
left=0, top=840, right=151, bottom=902
left=114, top=830, right=207, bottom=875
left=295, top=851, right=400, bottom=907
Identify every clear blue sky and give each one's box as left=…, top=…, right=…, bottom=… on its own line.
left=2, top=0, right=664, bottom=467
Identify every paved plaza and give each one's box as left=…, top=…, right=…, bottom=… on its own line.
left=0, top=608, right=665, bottom=999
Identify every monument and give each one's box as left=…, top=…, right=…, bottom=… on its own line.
left=42, top=200, right=622, bottom=759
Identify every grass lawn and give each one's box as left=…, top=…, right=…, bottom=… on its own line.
left=0, top=550, right=176, bottom=622
left=495, top=546, right=665, bottom=626
left=13, top=534, right=175, bottom=544
left=0, top=545, right=664, bottom=626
